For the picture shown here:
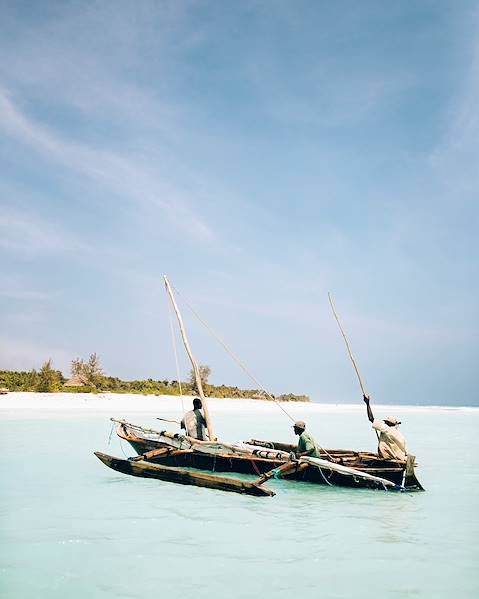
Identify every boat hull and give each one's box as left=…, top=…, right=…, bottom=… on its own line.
left=115, top=422, right=424, bottom=491
left=94, top=452, right=275, bottom=497
left=144, top=450, right=406, bottom=489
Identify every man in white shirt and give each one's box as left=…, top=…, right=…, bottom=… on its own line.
left=363, top=394, right=407, bottom=461
left=180, top=397, right=209, bottom=441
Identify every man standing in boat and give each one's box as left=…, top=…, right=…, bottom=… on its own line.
left=363, top=395, right=407, bottom=461
left=181, top=397, right=209, bottom=441
left=293, top=421, right=321, bottom=458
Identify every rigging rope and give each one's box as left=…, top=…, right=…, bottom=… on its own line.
left=316, top=465, right=333, bottom=486
left=119, top=436, right=128, bottom=459
left=107, top=421, right=114, bottom=446
left=166, top=283, right=343, bottom=465
left=170, top=282, right=295, bottom=423
left=318, top=445, right=336, bottom=462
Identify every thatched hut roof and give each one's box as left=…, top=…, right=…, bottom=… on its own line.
left=64, top=374, right=88, bottom=387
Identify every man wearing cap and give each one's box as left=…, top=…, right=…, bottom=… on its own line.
left=293, top=421, right=321, bottom=458
left=180, top=397, right=209, bottom=441
left=363, top=395, right=407, bottom=461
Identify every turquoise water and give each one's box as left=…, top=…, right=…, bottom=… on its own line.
left=1, top=407, right=478, bottom=598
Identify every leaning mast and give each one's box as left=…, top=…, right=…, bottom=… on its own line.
left=163, top=276, right=215, bottom=441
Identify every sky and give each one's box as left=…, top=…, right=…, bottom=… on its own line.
left=0, top=1, right=478, bottom=405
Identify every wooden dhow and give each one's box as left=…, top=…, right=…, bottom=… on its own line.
left=97, top=277, right=424, bottom=494
left=113, top=419, right=424, bottom=491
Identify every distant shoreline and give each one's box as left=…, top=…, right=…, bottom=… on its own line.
left=0, top=392, right=477, bottom=413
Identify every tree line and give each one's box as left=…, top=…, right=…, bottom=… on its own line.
left=0, top=354, right=310, bottom=402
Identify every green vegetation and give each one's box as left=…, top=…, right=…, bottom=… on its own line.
left=0, top=354, right=310, bottom=402
left=71, top=353, right=104, bottom=389
left=0, top=367, right=65, bottom=392
left=35, top=359, right=64, bottom=392
left=189, top=365, right=211, bottom=393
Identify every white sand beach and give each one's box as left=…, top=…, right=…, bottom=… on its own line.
left=0, top=392, right=477, bottom=415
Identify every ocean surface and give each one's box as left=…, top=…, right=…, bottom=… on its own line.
left=1, top=403, right=478, bottom=598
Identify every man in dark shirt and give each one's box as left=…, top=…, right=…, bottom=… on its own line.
left=293, top=420, right=321, bottom=458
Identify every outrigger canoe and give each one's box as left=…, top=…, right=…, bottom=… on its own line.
left=112, top=419, right=424, bottom=491
left=95, top=278, right=424, bottom=495
left=94, top=451, right=275, bottom=497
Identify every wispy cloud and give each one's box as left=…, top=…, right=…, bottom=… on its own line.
left=0, top=1, right=220, bottom=243
left=0, top=289, right=49, bottom=301
left=0, top=3, right=477, bottom=403
left=0, top=90, right=215, bottom=242
left=0, top=205, right=82, bottom=258
left=0, top=1, right=198, bottom=126
left=248, top=58, right=412, bottom=128
left=429, top=14, right=479, bottom=195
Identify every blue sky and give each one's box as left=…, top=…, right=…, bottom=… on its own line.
left=0, top=1, right=477, bottom=405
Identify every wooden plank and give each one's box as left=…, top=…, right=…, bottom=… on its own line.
left=130, top=447, right=172, bottom=461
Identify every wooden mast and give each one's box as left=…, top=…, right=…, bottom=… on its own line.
left=328, top=292, right=367, bottom=397
left=328, top=292, right=379, bottom=441
left=163, top=276, right=215, bottom=441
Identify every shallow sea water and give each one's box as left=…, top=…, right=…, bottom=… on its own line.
left=1, top=405, right=478, bottom=598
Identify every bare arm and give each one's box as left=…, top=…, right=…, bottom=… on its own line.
left=297, top=447, right=314, bottom=457
left=363, top=395, right=375, bottom=423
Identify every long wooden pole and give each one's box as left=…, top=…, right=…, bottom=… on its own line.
left=164, top=276, right=215, bottom=441
left=328, top=292, right=367, bottom=396
left=328, top=292, right=379, bottom=440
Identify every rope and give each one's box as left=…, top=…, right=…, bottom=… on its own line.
left=166, top=293, right=185, bottom=415
left=113, top=419, right=162, bottom=436
left=272, top=468, right=282, bottom=480
left=249, top=457, right=262, bottom=477
left=171, top=283, right=295, bottom=423
left=316, top=466, right=333, bottom=486
left=119, top=437, right=128, bottom=459
left=107, top=422, right=114, bottom=445
left=318, top=446, right=336, bottom=462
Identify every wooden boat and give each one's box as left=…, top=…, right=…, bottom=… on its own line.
left=98, top=277, right=424, bottom=494
left=94, top=451, right=275, bottom=497
left=114, top=419, right=424, bottom=491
